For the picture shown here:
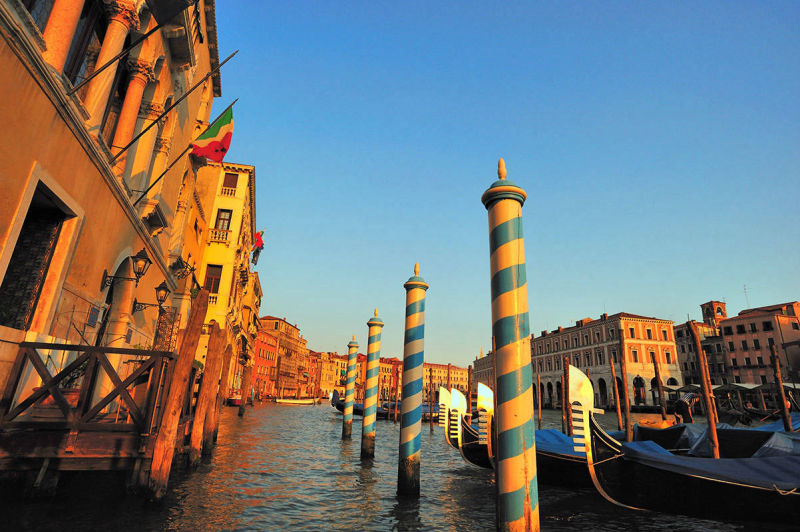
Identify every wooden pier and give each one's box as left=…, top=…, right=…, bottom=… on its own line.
left=0, top=340, right=201, bottom=493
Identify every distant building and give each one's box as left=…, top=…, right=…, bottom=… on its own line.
left=718, top=302, right=800, bottom=385
left=473, top=348, right=494, bottom=389
left=423, top=362, right=469, bottom=398
left=379, top=357, right=403, bottom=401
left=253, top=329, right=278, bottom=398
left=531, top=313, right=682, bottom=409
left=674, top=301, right=729, bottom=386
left=260, top=316, right=309, bottom=398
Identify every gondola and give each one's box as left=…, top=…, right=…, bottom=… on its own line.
left=458, top=383, right=494, bottom=469
left=438, top=387, right=450, bottom=430
left=445, top=389, right=467, bottom=450
left=572, top=367, right=800, bottom=525
left=329, top=390, right=388, bottom=417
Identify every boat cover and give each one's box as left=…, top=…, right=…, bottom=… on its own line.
left=535, top=429, right=583, bottom=457
left=755, top=412, right=800, bottom=432
left=622, top=440, right=800, bottom=490
left=751, top=432, right=800, bottom=458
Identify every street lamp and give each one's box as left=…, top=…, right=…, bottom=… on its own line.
left=132, top=281, right=171, bottom=313
left=101, top=248, right=152, bottom=288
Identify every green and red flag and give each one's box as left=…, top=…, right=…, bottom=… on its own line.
left=191, top=106, right=233, bottom=162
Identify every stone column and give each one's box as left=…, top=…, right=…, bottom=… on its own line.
left=42, top=0, right=87, bottom=73
left=361, top=309, right=384, bottom=459
left=84, top=1, right=139, bottom=135
left=481, top=159, right=539, bottom=531
left=110, top=59, right=154, bottom=172
left=397, top=263, right=428, bottom=497
left=342, top=335, right=359, bottom=439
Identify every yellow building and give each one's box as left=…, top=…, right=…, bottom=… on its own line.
left=0, top=0, right=221, bottom=386
left=193, top=162, right=260, bottom=397
left=423, top=362, right=469, bottom=394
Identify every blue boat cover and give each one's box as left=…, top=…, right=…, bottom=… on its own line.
left=755, top=412, right=800, bottom=432
left=622, top=440, right=800, bottom=490
left=752, top=432, right=800, bottom=458
left=535, top=429, right=583, bottom=457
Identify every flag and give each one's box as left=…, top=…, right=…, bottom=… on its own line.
left=191, top=106, right=233, bottom=162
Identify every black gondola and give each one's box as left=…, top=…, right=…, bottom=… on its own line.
left=573, top=369, right=800, bottom=525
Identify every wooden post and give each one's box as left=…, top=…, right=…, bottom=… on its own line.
left=206, top=344, right=233, bottom=447
left=189, top=322, right=224, bottom=466
left=393, top=365, right=400, bottom=424
left=238, top=362, right=253, bottom=417
left=618, top=328, right=633, bottom=442
left=758, top=389, right=768, bottom=411
left=563, top=356, right=573, bottom=436
left=447, top=363, right=451, bottom=390
left=536, top=373, right=542, bottom=431
left=688, top=321, right=719, bottom=459
left=608, top=353, right=624, bottom=431
left=560, top=373, right=566, bottom=435
left=466, top=365, right=473, bottom=415
left=148, top=289, right=209, bottom=500
left=429, top=367, right=434, bottom=432
left=652, top=353, right=667, bottom=421
left=770, top=345, right=793, bottom=432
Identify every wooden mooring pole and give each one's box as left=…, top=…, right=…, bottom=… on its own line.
left=393, top=365, right=400, bottom=424
left=770, top=344, right=793, bottom=432
left=688, top=321, right=719, bottom=459
left=560, top=374, right=566, bottom=434
left=652, top=354, right=667, bottom=421
left=608, top=351, right=623, bottom=431
left=467, top=364, right=473, bottom=415
left=206, top=344, right=233, bottom=447
left=148, top=289, right=209, bottom=500
left=429, top=367, right=434, bottom=432
left=618, top=328, right=633, bottom=442
left=238, top=361, right=253, bottom=417
left=189, top=322, right=224, bottom=466
left=564, top=356, right=573, bottom=436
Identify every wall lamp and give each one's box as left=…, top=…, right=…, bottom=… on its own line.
left=170, top=256, right=195, bottom=279
left=132, top=281, right=171, bottom=313
left=101, top=248, right=152, bottom=288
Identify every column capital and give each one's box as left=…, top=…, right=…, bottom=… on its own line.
left=105, top=0, right=140, bottom=31
left=139, top=100, right=164, bottom=119
left=127, top=59, right=155, bottom=83
left=154, top=137, right=171, bottom=154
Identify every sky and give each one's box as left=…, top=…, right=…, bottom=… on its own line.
left=211, top=2, right=800, bottom=366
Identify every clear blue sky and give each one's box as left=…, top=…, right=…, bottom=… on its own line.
left=213, top=2, right=799, bottom=366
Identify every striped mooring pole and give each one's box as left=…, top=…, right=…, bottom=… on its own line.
left=482, top=158, right=539, bottom=531
left=361, top=309, right=384, bottom=459
left=342, top=334, right=359, bottom=439
left=397, top=263, right=429, bottom=497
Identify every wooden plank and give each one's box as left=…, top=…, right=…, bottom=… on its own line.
left=148, top=289, right=209, bottom=500
left=19, top=342, right=174, bottom=358
left=21, top=348, right=74, bottom=422
left=94, top=352, right=145, bottom=426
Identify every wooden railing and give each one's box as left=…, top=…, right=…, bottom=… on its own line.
left=0, top=342, right=178, bottom=435
left=219, top=186, right=236, bottom=197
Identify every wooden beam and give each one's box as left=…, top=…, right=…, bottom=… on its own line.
left=608, top=352, right=623, bottom=431
left=238, top=362, right=253, bottom=417
left=771, top=344, right=793, bottom=432
left=148, top=289, right=209, bottom=500
left=189, top=323, right=224, bottom=465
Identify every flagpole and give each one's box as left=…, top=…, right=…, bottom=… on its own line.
left=67, top=1, right=200, bottom=96
left=132, top=98, right=238, bottom=207
left=111, top=50, right=238, bottom=163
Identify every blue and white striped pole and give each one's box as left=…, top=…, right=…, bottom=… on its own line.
left=482, top=158, right=539, bottom=531
left=342, top=335, right=359, bottom=439
left=361, top=309, right=384, bottom=459
left=397, top=263, right=428, bottom=496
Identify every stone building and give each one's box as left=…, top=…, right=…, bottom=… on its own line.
left=253, top=324, right=278, bottom=398
left=423, top=362, right=469, bottom=398
left=379, top=356, right=403, bottom=401
left=260, top=316, right=309, bottom=398
left=674, top=301, right=729, bottom=386
left=531, top=313, right=682, bottom=409
left=473, top=348, right=493, bottom=389
left=0, top=0, right=222, bottom=388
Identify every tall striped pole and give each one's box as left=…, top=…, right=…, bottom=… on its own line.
left=482, top=158, right=539, bottom=531
left=398, top=263, right=428, bottom=497
left=361, top=308, right=384, bottom=459
left=342, top=335, right=359, bottom=439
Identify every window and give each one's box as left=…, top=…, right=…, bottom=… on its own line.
left=736, top=324, right=746, bottom=334
left=757, top=356, right=764, bottom=365
left=753, top=339, right=760, bottom=350
left=741, top=340, right=748, bottom=351
left=666, top=352, right=672, bottom=364
left=203, top=265, right=223, bottom=294
left=680, top=345, right=685, bottom=353
left=609, top=328, right=615, bottom=338
left=546, top=360, right=552, bottom=371
left=572, top=337, right=578, bottom=348
left=214, top=209, right=232, bottom=230
left=63, top=0, right=105, bottom=91
left=646, top=329, right=653, bottom=340
left=728, top=341, right=735, bottom=351
left=595, top=331, right=601, bottom=342
left=723, top=326, right=733, bottom=335
left=732, top=359, right=738, bottom=367
left=585, top=354, right=591, bottom=366
left=554, top=341, right=559, bottom=350
left=745, top=357, right=751, bottom=366
left=683, top=362, right=688, bottom=371
left=676, top=330, right=684, bottom=338
left=661, top=330, right=668, bottom=341
left=223, top=172, right=239, bottom=189
left=688, top=343, right=694, bottom=352
left=716, top=344, right=722, bottom=353
left=762, top=321, right=773, bottom=331
left=734, top=376, right=741, bottom=383
left=611, top=349, right=617, bottom=363
left=629, top=327, right=635, bottom=338
left=21, top=0, right=55, bottom=32
left=749, top=323, right=757, bottom=333
left=690, top=362, right=696, bottom=370
left=649, top=352, right=655, bottom=363
left=537, top=345, right=542, bottom=355
left=793, top=322, right=800, bottom=330
left=597, top=352, right=604, bottom=366
left=632, top=350, right=638, bottom=363
left=768, top=337, right=775, bottom=347
left=545, top=343, right=550, bottom=352
left=760, top=375, right=767, bottom=384
left=583, top=334, right=588, bottom=345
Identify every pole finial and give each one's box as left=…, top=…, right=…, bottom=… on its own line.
left=374, top=308, right=379, bottom=317
left=498, top=158, right=507, bottom=180
left=414, top=262, right=420, bottom=276
left=352, top=334, right=356, bottom=341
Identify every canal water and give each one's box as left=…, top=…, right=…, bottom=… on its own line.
left=4, top=403, right=788, bottom=531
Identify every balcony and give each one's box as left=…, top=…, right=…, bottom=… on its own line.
left=219, top=186, right=236, bottom=197
left=208, top=294, right=218, bottom=306
left=209, top=228, right=230, bottom=243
